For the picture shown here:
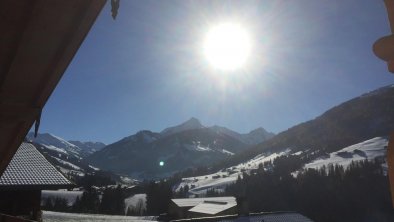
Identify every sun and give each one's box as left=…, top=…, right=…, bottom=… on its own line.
left=203, top=23, right=252, bottom=71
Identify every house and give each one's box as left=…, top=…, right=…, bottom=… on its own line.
left=169, top=197, right=237, bottom=220
left=170, top=211, right=314, bottom=222
left=0, top=142, right=73, bottom=221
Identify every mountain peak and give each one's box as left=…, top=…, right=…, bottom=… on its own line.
left=243, top=127, right=275, bottom=145
left=160, top=117, right=204, bottom=137
left=249, top=127, right=267, bottom=134
left=183, top=117, right=202, bottom=126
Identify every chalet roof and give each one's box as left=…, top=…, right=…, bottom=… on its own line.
left=188, top=201, right=237, bottom=215
left=171, top=197, right=236, bottom=208
left=0, top=142, right=72, bottom=190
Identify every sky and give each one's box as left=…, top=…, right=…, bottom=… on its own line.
left=39, top=0, right=393, bottom=144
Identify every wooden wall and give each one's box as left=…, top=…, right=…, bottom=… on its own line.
left=0, top=190, right=41, bottom=221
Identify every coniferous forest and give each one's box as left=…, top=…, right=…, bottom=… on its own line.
left=42, top=158, right=394, bottom=222
left=167, top=158, right=394, bottom=222
left=224, top=159, right=394, bottom=222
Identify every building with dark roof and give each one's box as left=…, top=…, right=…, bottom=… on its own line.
left=0, top=142, right=73, bottom=221
left=169, top=197, right=237, bottom=220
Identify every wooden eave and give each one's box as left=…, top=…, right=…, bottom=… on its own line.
left=0, top=0, right=106, bottom=176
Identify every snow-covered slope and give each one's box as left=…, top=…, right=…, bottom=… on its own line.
left=68, top=141, right=106, bottom=155
left=27, top=132, right=82, bottom=156
left=42, top=190, right=83, bottom=206
left=304, top=137, right=387, bottom=170
left=26, top=132, right=105, bottom=177
left=176, top=137, right=388, bottom=195
left=176, top=149, right=291, bottom=195
left=27, top=132, right=105, bottom=158
left=124, top=194, right=147, bottom=214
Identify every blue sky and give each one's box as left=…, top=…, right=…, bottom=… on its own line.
left=40, top=0, right=393, bottom=144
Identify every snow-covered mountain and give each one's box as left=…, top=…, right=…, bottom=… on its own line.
left=87, top=128, right=248, bottom=179
left=26, top=132, right=105, bottom=157
left=161, top=118, right=274, bottom=145
left=68, top=140, right=106, bottom=155
left=304, top=137, right=387, bottom=170
left=217, top=84, right=394, bottom=171
left=26, top=132, right=105, bottom=177
left=87, top=118, right=273, bottom=179
left=175, top=137, right=388, bottom=195
left=26, top=132, right=85, bottom=158
left=175, top=85, right=394, bottom=195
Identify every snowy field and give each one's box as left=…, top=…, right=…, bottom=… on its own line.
left=176, top=149, right=291, bottom=195
left=42, top=144, right=68, bottom=155
left=176, top=137, right=388, bottom=195
left=42, top=211, right=157, bottom=222
left=52, top=157, right=82, bottom=170
left=42, top=190, right=83, bottom=206
left=124, top=194, right=147, bottom=214
left=304, top=137, right=387, bottom=170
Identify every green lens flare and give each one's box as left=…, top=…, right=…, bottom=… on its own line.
left=159, top=161, right=164, bottom=166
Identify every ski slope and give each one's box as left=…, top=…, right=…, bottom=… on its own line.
left=176, top=149, right=291, bottom=195
left=176, top=137, right=388, bottom=195
left=304, top=137, right=387, bottom=170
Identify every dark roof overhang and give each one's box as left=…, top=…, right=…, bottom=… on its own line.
left=0, top=184, right=75, bottom=191
left=0, top=0, right=106, bottom=176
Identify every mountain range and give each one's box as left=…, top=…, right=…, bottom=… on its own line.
left=174, top=85, right=394, bottom=194
left=26, top=119, right=273, bottom=180
left=26, top=132, right=106, bottom=177
left=87, top=118, right=274, bottom=179
left=26, top=132, right=106, bottom=157
left=213, top=84, right=394, bottom=171
left=26, top=84, right=394, bottom=182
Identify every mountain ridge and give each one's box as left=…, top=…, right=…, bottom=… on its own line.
left=87, top=119, right=273, bottom=179
left=212, top=84, right=394, bottom=170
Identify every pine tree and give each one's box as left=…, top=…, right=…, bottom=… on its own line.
left=99, top=185, right=125, bottom=215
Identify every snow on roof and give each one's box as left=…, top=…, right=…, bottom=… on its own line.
left=171, top=197, right=236, bottom=208
left=0, top=142, right=72, bottom=189
left=188, top=201, right=237, bottom=215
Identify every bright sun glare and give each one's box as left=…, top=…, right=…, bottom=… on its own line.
left=203, top=23, right=251, bottom=71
